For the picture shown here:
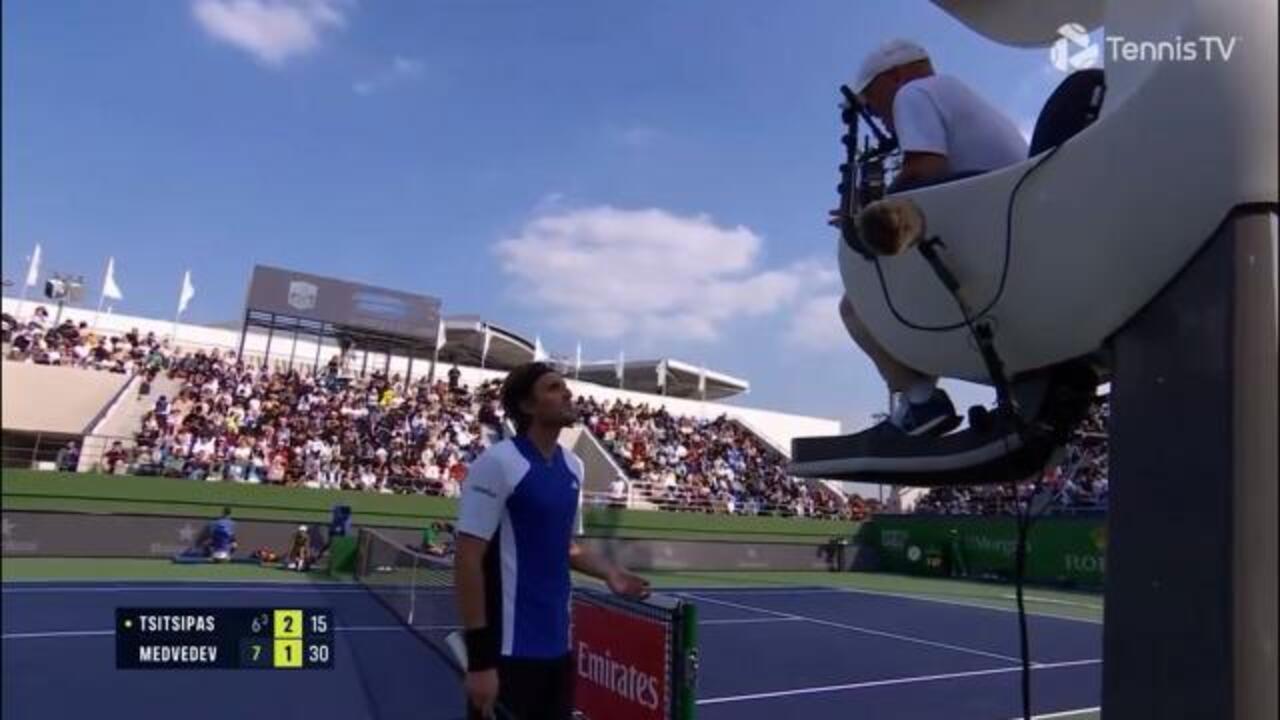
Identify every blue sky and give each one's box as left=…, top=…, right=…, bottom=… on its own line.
left=3, top=0, right=1068, bottom=430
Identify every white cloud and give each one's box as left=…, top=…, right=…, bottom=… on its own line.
left=785, top=292, right=848, bottom=352
left=192, top=0, right=350, bottom=67
left=353, top=55, right=425, bottom=95
left=494, top=206, right=832, bottom=343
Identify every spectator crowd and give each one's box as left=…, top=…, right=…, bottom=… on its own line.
left=2, top=307, right=173, bottom=377
left=912, top=397, right=1110, bottom=515
left=578, top=397, right=874, bottom=520
left=126, top=349, right=504, bottom=496
left=16, top=298, right=1131, bottom=522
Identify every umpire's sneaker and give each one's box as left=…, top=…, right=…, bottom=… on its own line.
left=892, top=389, right=962, bottom=437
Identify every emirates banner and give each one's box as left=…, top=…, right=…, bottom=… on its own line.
left=572, top=596, right=671, bottom=720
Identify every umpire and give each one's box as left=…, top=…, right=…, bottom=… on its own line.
left=454, top=362, right=649, bottom=720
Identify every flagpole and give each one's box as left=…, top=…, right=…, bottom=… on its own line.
left=173, top=270, right=194, bottom=344
left=93, top=287, right=106, bottom=330
left=95, top=257, right=122, bottom=330
left=16, top=243, right=40, bottom=320
left=15, top=279, right=29, bottom=321
left=173, top=273, right=182, bottom=342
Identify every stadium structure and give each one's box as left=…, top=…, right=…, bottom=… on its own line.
left=1, top=263, right=872, bottom=512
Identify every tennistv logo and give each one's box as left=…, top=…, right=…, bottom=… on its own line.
left=1051, top=23, right=1100, bottom=72
left=1051, top=22, right=1241, bottom=73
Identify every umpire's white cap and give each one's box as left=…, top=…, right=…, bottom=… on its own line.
left=854, top=39, right=930, bottom=93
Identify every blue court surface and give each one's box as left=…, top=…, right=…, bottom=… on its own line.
left=2, top=580, right=1101, bottom=719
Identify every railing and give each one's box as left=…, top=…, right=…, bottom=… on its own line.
left=591, top=481, right=874, bottom=520
left=1, top=432, right=136, bottom=473
left=908, top=499, right=1108, bottom=517
left=2, top=432, right=869, bottom=520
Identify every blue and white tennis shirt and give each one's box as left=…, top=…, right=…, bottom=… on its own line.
left=456, top=436, right=584, bottom=659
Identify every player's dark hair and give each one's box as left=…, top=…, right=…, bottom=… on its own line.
left=501, top=362, right=557, bottom=436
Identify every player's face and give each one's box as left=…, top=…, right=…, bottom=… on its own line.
left=528, top=372, right=577, bottom=428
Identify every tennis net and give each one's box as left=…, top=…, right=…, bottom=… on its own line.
left=354, top=528, right=464, bottom=668
left=354, top=527, right=699, bottom=720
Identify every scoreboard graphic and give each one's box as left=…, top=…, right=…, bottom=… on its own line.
left=116, top=608, right=334, bottom=670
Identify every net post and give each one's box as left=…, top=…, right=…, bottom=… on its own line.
left=408, top=549, right=419, bottom=626
left=354, top=528, right=369, bottom=579
left=676, top=601, right=699, bottom=720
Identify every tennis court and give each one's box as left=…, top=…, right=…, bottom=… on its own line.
left=2, top=559, right=1101, bottom=720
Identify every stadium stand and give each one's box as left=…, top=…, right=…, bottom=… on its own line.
left=3, top=301, right=1105, bottom=518
left=578, top=395, right=865, bottom=519
left=125, top=349, right=502, bottom=494
left=911, top=396, right=1110, bottom=515
left=2, top=308, right=174, bottom=376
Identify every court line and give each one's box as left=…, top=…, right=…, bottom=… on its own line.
left=1, top=582, right=1103, bottom=623
left=0, top=586, right=421, bottom=595
left=697, top=658, right=1102, bottom=705
left=1, top=624, right=457, bottom=641
left=1010, top=707, right=1101, bottom=720
left=2, top=616, right=791, bottom=641
left=1, top=584, right=1105, bottom=619
left=701, top=617, right=804, bottom=626
left=689, top=586, right=1103, bottom=625
left=1000, top=593, right=1103, bottom=610
left=682, top=592, right=1026, bottom=665
left=2, top=630, right=118, bottom=640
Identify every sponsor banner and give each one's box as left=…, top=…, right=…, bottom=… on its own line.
left=578, top=537, right=834, bottom=572
left=866, top=515, right=1106, bottom=588
left=1, top=511, right=340, bottom=558
left=246, top=265, right=442, bottom=343
left=573, top=598, right=668, bottom=720
left=3, top=510, right=850, bottom=572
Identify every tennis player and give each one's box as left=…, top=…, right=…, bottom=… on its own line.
left=204, top=507, right=237, bottom=562
left=285, top=525, right=311, bottom=571
left=455, top=362, right=650, bottom=720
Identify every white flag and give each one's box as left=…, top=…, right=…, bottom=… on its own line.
left=435, top=317, right=447, bottom=350
left=102, top=257, right=123, bottom=301
left=656, top=360, right=668, bottom=391
left=575, top=342, right=582, bottom=373
left=616, top=350, right=625, bottom=383
left=534, top=336, right=548, bottom=362
left=178, top=270, right=196, bottom=314
left=698, top=365, right=708, bottom=398
left=25, top=244, right=42, bottom=287
left=480, top=327, right=492, bottom=367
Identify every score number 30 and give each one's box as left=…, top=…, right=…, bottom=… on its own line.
left=304, top=613, right=329, bottom=663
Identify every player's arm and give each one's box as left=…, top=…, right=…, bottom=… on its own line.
left=453, top=453, right=509, bottom=675
left=890, top=152, right=950, bottom=191
left=566, top=472, right=649, bottom=598
left=570, top=543, right=650, bottom=599
left=454, top=533, right=490, bottom=635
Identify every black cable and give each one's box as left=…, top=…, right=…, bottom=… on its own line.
left=915, top=246, right=1036, bottom=718
left=843, top=84, right=1100, bottom=715
left=871, top=142, right=1063, bottom=333
left=1011, top=473, right=1036, bottom=720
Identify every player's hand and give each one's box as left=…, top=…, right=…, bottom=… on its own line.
left=827, top=209, right=847, bottom=228
left=466, top=669, right=499, bottom=719
left=607, top=568, right=651, bottom=599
